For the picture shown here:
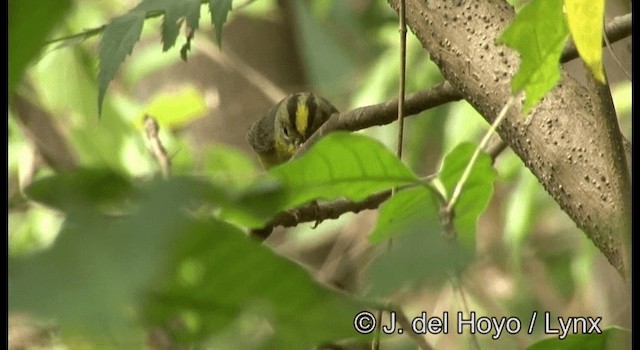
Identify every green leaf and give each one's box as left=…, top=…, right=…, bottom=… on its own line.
left=364, top=189, right=474, bottom=296
left=9, top=0, right=72, bottom=94
left=498, top=0, right=568, bottom=114
left=235, top=132, right=419, bottom=227
left=368, top=187, right=440, bottom=244
left=526, top=327, right=630, bottom=350
left=10, top=177, right=208, bottom=344
left=201, top=143, right=259, bottom=190
left=98, top=0, right=210, bottom=115
left=98, top=12, right=145, bottom=115
left=144, top=218, right=372, bottom=348
left=24, top=169, right=132, bottom=213
left=13, top=169, right=372, bottom=347
left=565, top=0, right=605, bottom=83
left=159, top=0, right=202, bottom=51
left=209, top=0, right=233, bottom=46
left=438, top=143, right=496, bottom=249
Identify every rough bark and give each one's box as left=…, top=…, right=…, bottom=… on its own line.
left=386, top=0, right=631, bottom=277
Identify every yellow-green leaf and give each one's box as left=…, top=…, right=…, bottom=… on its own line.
left=564, top=0, right=606, bottom=83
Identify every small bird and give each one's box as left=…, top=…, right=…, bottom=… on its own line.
left=246, top=92, right=338, bottom=169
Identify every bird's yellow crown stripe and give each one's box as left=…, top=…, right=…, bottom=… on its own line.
left=295, top=102, right=309, bottom=135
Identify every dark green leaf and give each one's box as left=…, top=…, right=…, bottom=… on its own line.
left=98, top=12, right=145, bottom=115
left=24, top=169, right=132, bottom=213
left=144, top=218, right=372, bottom=348
left=498, top=0, right=568, bottom=114
left=9, top=0, right=72, bottom=94
left=438, top=143, right=496, bottom=249
left=208, top=0, right=233, bottom=46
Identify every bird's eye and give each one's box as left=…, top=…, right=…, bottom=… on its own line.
left=282, top=125, right=289, bottom=137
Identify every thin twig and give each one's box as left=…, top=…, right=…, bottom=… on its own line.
left=445, top=96, right=516, bottom=213
left=143, top=115, right=172, bottom=179
left=602, top=21, right=631, bottom=81
left=396, top=0, right=407, bottom=161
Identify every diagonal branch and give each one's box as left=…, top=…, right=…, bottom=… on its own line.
left=295, top=13, right=631, bottom=158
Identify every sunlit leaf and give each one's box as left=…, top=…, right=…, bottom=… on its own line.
left=233, top=132, right=419, bottom=227
left=498, top=0, right=568, bottom=114
left=564, top=0, right=606, bottom=83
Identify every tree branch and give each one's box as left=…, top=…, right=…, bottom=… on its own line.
left=256, top=10, right=631, bottom=243
left=385, top=0, right=630, bottom=276
left=295, top=12, right=631, bottom=157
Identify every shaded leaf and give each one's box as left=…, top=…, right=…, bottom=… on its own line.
left=9, top=0, right=72, bottom=94
left=209, top=0, right=233, bottom=46
left=13, top=170, right=372, bottom=347
left=368, top=186, right=440, bottom=244
left=98, top=12, right=145, bottom=115
left=144, top=218, right=372, bottom=348
left=438, top=143, right=496, bottom=249
left=24, top=168, right=132, bottom=213
left=365, top=188, right=474, bottom=296
left=498, top=0, right=568, bottom=114
left=565, top=0, right=605, bottom=83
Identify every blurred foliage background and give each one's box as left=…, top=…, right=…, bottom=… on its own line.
left=9, top=0, right=631, bottom=348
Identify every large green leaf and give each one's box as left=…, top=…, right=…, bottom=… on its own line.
left=365, top=188, right=474, bottom=296
left=9, top=0, right=72, bottom=94
left=13, top=170, right=372, bottom=347
left=144, top=218, right=372, bottom=348
left=24, top=168, right=132, bottom=213
left=527, top=327, right=629, bottom=350
left=234, top=132, right=420, bottom=227
left=368, top=186, right=440, bottom=244
left=438, top=143, right=496, bottom=249
left=564, top=0, right=605, bottom=83
left=498, top=0, right=568, bottom=114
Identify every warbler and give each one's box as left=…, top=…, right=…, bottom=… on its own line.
left=246, top=92, right=338, bottom=169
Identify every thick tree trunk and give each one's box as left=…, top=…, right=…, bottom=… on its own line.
left=386, top=0, right=631, bottom=277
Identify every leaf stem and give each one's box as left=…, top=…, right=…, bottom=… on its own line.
left=445, top=96, right=515, bottom=213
